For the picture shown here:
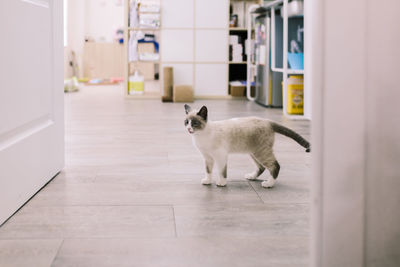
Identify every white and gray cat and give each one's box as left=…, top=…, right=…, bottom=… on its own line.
left=184, top=104, right=310, bottom=188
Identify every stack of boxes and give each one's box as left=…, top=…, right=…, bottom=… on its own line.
left=229, top=35, right=243, bottom=62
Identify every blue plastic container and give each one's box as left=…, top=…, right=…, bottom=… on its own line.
left=287, top=52, right=304, bottom=70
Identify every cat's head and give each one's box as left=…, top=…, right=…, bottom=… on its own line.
left=184, top=104, right=208, bottom=134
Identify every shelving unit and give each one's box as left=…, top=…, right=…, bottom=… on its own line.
left=247, top=0, right=307, bottom=120
left=123, top=0, right=161, bottom=98
left=123, top=0, right=268, bottom=99
left=228, top=0, right=260, bottom=97
left=271, top=0, right=305, bottom=119
left=159, top=0, right=231, bottom=98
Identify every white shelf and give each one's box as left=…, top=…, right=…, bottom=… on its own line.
left=128, top=27, right=160, bottom=31
left=229, top=61, right=247, bottom=64
left=124, top=0, right=162, bottom=98
left=128, top=60, right=160, bottom=64
left=138, top=11, right=161, bottom=14
left=272, top=67, right=304, bottom=74
left=229, top=28, right=247, bottom=31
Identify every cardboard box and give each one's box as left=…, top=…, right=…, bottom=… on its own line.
left=229, top=81, right=246, bottom=96
left=230, top=84, right=246, bottom=97
left=173, top=85, right=193, bottom=102
left=162, top=67, right=173, bottom=101
left=129, top=62, right=154, bottom=80
left=229, top=81, right=255, bottom=97
left=138, top=43, right=155, bottom=53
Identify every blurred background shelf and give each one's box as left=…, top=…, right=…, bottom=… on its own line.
left=127, top=27, right=160, bottom=31
left=124, top=0, right=161, bottom=97
left=229, top=27, right=247, bottom=31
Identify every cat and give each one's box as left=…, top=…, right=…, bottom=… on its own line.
left=184, top=104, right=310, bottom=188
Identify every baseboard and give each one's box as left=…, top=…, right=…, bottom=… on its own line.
left=194, top=95, right=247, bottom=100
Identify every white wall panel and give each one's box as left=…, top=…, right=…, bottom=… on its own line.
left=161, top=63, right=193, bottom=86
left=195, top=30, right=228, bottom=62
left=195, top=64, right=227, bottom=96
left=162, top=0, right=194, bottom=28
left=195, top=0, right=228, bottom=28
left=161, top=30, right=193, bottom=62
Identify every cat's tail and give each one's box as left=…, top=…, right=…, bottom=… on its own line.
left=270, top=122, right=311, bottom=152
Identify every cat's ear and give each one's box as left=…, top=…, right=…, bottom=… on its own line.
left=184, top=104, right=192, bottom=114
left=197, top=106, right=208, bottom=121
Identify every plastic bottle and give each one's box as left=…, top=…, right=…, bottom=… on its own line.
left=129, top=71, right=144, bottom=95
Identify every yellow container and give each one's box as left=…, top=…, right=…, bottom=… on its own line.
left=128, top=81, right=144, bottom=94
left=128, top=71, right=144, bottom=95
left=285, top=75, right=304, bottom=114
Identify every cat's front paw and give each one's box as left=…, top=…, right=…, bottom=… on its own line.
left=245, top=171, right=258, bottom=180
left=261, top=178, right=275, bottom=188
left=216, top=179, right=227, bottom=187
left=201, top=178, right=212, bottom=185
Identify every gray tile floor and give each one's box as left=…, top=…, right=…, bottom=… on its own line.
left=0, top=85, right=311, bottom=267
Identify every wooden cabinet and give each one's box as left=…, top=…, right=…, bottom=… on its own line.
left=83, top=42, right=124, bottom=79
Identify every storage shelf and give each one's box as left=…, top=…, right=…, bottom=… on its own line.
left=229, top=28, right=247, bottom=31
left=246, top=0, right=308, bottom=120
left=138, top=11, right=161, bottom=14
left=228, top=0, right=257, bottom=95
left=128, top=27, right=160, bottom=31
left=272, top=67, right=304, bottom=74
left=124, top=0, right=162, bottom=100
left=161, top=27, right=228, bottom=30
left=128, top=60, right=160, bottom=64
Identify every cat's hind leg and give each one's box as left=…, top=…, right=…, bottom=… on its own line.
left=201, top=155, right=214, bottom=185
left=245, top=155, right=265, bottom=180
left=253, top=152, right=280, bottom=188
left=261, top=160, right=280, bottom=188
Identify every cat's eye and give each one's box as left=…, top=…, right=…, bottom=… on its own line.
left=184, top=119, right=188, bottom=125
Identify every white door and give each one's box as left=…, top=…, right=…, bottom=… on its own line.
left=0, top=0, right=64, bottom=224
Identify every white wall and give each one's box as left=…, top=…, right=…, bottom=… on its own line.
left=85, top=0, right=124, bottom=42
left=64, top=0, right=123, bottom=78
left=365, top=1, right=400, bottom=265
left=311, top=0, right=400, bottom=266
left=64, top=0, right=85, bottom=78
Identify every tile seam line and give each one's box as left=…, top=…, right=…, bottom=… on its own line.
left=50, top=239, right=64, bottom=267
left=172, top=206, right=178, bottom=238
left=248, top=180, right=265, bottom=204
